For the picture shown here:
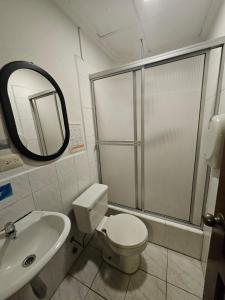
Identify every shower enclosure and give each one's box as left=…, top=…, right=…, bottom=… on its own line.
left=90, top=37, right=225, bottom=226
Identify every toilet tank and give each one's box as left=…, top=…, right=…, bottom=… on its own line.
left=72, top=184, right=108, bottom=233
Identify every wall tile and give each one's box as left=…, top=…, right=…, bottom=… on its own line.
left=89, top=160, right=99, bottom=184
left=28, top=164, right=58, bottom=193
left=165, top=221, right=203, bottom=259
left=83, top=108, right=95, bottom=137
left=33, top=184, right=63, bottom=213
left=74, top=152, right=92, bottom=193
left=0, top=173, right=32, bottom=210
left=86, top=136, right=97, bottom=163
left=76, top=56, right=89, bottom=78
left=205, top=48, right=221, bottom=101
left=144, top=216, right=166, bottom=247
left=79, top=76, right=92, bottom=109
left=0, top=195, right=35, bottom=229
left=56, top=156, right=79, bottom=215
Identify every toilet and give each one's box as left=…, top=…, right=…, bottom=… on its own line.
left=72, top=183, right=148, bottom=274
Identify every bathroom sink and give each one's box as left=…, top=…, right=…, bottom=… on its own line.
left=0, top=211, right=71, bottom=300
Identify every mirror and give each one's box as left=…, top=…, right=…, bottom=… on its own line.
left=0, top=61, right=70, bottom=161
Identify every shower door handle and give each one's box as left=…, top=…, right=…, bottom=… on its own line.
left=203, top=212, right=225, bottom=228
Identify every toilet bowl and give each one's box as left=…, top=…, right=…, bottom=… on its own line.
left=72, top=184, right=148, bottom=274
left=97, top=213, right=148, bottom=273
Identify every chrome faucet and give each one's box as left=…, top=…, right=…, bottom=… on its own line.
left=4, top=222, right=16, bottom=239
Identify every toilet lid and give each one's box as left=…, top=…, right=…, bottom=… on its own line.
left=103, top=214, right=148, bottom=249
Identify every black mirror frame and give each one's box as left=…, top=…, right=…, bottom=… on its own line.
left=0, top=61, right=70, bottom=161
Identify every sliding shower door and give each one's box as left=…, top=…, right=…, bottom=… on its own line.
left=92, top=54, right=206, bottom=222
left=94, top=72, right=137, bottom=208
left=144, top=55, right=205, bottom=220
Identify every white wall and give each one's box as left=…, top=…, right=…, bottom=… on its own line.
left=0, top=1, right=113, bottom=299
left=207, top=1, right=225, bottom=39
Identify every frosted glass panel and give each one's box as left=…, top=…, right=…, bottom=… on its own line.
left=94, top=73, right=134, bottom=141
left=99, top=145, right=136, bottom=208
left=144, top=55, right=204, bottom=220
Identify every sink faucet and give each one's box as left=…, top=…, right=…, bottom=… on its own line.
left=3, top=222, right=16, bottom=239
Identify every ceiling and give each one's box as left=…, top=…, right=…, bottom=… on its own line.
left=52, top=0, right=223, bottom=64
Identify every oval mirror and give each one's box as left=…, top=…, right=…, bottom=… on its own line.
left=0, top=61, right=70, bottom=161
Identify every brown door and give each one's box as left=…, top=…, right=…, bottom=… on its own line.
left=203, top=143, right=225, bottom=299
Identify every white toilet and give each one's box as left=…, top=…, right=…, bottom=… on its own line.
left=72, top=183, right=148, bottom=274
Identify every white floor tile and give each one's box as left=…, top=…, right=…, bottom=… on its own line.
left=140, top=243, right=167, bottom=280
left=57, top=276, right=89, bottom=300
left=167, top=250, right=204, bottom=298
left=91, top=263, right=130, bottom=300
left=167, top=284, right=201, bottom=300
left=70, top=245, right=102, bottom=287
left=51, top=289, right=61, bottom=300
left=89, top=232, right=104, bottom=251
left=85, top=290, right=105, bottom=300
left=125, top=270, right=166, bottom=300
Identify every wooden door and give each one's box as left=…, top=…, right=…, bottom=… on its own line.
left=203, top=143, right=225, bottom=299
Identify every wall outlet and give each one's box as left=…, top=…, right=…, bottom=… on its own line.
left=0, top=154, right=23, bottom=172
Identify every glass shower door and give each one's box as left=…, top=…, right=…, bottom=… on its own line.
left=94, top=72, right=137, bottom=208
left=144, top=55, right=205, bottom=220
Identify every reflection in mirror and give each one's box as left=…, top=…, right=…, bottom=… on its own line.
left=7, top=69, right=65, bottom=155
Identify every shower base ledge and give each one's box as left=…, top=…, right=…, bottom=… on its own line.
left=108, top=204, right=203, bottom=260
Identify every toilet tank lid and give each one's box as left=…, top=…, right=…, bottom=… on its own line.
left=72, top=183, right=108, bottom=209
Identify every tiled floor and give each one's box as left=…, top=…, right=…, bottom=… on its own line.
left=51, top=241, right=204, bottom=300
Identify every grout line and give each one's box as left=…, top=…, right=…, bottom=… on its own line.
left=70, top=275, right=91, bottom=289
left=138, top=267, right=167, bottom=283
left=26, top=171, right=37, bottom=210
left=123, top=275, right=131, bottom=300
left=166, top=249, right=203, bottom=298
left=83, top=287, right=91, bottom=300
left=167, top=282, right=202, bottom=299
left=90, top=260, right=104, bottom=288
left=166, top=246, right=201, bottom=261
left=89, top=288, right=108, bottom=300
left=69, top=272, right=107, bottom=300
left=68, top=242, right=203, bottom=300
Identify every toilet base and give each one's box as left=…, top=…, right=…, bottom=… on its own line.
left=102, top=245, right=140, bottom=274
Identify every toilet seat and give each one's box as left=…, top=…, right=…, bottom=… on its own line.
left=103, top=213, right=148, bottom=249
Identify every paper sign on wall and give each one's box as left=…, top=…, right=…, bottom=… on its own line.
left=69, top=122, right=85, bottom=153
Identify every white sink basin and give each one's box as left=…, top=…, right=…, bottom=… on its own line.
left=0, top=211, right=71, bottom=300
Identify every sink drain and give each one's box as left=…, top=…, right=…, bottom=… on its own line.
left=22, top=254, right=36, bottom=268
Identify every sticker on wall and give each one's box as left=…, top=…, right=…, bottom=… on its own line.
left=69, top=122, right=85, bottom=153
left=0, top=183, right=13, bottom=201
